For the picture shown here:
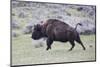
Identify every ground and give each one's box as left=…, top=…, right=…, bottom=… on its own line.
left=12, top=34, right=96, bottom=65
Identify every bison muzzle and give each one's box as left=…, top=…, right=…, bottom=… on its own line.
left=31, top=19, right=86, bottom=51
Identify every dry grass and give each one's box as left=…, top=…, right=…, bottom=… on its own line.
left=12, top=34, right=96, bottom=65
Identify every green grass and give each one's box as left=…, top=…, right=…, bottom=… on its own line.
left=12, top=34, right=96, bottom=65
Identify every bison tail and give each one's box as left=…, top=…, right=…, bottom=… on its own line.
left=74, top=23, right=82, bottom=30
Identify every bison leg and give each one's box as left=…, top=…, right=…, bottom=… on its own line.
left=75, top=35, right=86, bottom=50
left=75, top=39, right=86, bottom=50
left=69, top=41, right=75, bottom=51
left=46, top=38, right=53, bottom=50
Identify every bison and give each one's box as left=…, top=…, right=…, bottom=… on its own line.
left=31, top=19, right=86, bottom=51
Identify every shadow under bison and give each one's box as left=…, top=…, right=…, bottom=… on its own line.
left=31, top=19, right=86, bottom=51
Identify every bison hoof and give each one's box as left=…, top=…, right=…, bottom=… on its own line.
left=68, top=49, right=72, bottom=51
left=46, top=47, right=51, bottom=50
left=83, top=48, right=86, bottom=50
left=46, top=48, right=49, bottom=50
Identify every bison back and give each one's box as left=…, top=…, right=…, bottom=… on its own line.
left=45, top=20, right=77, bottom=41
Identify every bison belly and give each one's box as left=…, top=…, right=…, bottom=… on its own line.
left=53, top=28, right=71, bottom=42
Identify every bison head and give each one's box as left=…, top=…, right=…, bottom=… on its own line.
left=31, top=24, right=44, bottom=40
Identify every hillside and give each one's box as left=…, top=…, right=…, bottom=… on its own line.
left=11, top=1, right=96, bottom=35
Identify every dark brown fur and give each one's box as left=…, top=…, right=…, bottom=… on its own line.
left=32, top=19, right=86, bottom=51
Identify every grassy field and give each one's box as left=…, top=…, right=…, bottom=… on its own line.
left=12, top=34, right=96, bottom=66
left=11, top=1, right=96, bottom=66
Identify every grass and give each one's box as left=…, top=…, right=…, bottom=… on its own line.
left=12, top=34, right=96, bottom=65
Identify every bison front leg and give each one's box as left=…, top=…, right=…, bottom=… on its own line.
left=46, top=38, right=53, bottom=50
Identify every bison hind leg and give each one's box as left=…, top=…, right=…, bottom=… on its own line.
left=68, top=41, right=75, bottom=51
left=75, top=36, right=86, bottom=50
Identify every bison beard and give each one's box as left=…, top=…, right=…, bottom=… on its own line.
left=31, top=19, right=86, bottom=51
